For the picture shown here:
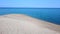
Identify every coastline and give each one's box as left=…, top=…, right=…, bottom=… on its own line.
left=0, top=14, right=60, bottom=34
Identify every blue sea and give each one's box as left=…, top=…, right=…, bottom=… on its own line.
left=0, top=8, right=60, bottom=25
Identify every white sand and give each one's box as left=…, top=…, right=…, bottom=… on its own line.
left=0, top=14, right=60, bottom=34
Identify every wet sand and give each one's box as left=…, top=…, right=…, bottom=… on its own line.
left=0, top=14, right=60, bottom=34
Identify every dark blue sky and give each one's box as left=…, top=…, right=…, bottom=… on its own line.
left=0, top=0, right=60, bottom=8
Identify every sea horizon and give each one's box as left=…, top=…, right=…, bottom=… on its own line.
left=0, top=7, right=60, bottom=9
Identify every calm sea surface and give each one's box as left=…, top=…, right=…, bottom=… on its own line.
left=0, top=8, right=60, bottom=25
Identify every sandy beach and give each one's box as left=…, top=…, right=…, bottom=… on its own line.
left=0, top=14, right=60, bottom=34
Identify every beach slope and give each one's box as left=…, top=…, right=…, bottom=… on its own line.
left=0, top=14, right=60, bottom=34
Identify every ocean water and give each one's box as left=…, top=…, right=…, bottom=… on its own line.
left=0, top=8, right=60, bottom=25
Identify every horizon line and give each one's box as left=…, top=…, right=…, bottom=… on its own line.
left=0, top=7, right=60, bottom=9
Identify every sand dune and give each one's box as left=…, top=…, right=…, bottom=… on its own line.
left=0, top=14, right=60, bottom=34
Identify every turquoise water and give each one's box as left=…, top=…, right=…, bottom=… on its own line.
left=0, top=8, right=60, bottom=25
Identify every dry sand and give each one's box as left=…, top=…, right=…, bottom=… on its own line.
left=0, top=14, right=60, bottom=34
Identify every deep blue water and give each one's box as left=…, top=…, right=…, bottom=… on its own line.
left=0, top=8, right=60, bottom=25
